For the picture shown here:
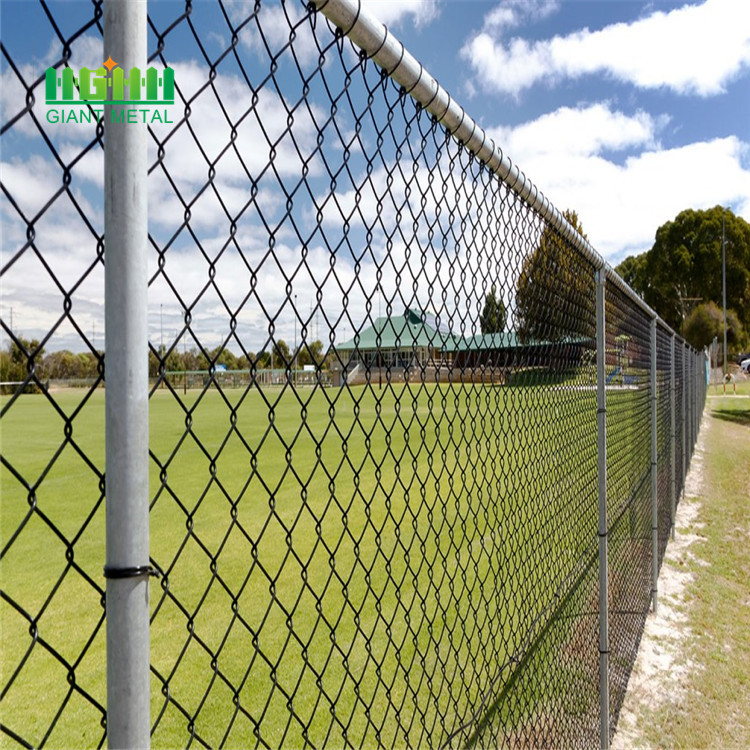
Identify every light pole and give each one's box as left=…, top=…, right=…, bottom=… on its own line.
left=722, top=209, right=727, bottom=376
left=294, top=294, right=298, bottom=386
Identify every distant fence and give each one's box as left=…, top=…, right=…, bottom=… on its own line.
left=0, top=1, right=707, bottom=748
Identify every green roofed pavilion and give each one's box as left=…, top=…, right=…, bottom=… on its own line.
left=334, top=309, right=457, bottom=369
left=332, top=308, right=592, bottom=384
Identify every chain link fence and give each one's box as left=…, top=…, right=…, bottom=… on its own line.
left=1, top=1, right=708, bottom=748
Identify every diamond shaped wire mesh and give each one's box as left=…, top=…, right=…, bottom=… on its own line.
left=603, top=282, right=654, bottom=736
left=1, top=1, right=707, bottom=748
left=1, top=1, right=108, bottom=746
left=674, top=343, right=686, bottom=504
left=656, top=324, right=673, bottom=568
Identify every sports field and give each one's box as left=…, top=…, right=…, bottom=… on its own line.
left=1, top=379, right=647, bottom=748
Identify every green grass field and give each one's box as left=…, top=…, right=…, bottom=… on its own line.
left=1, top=378, right=659, bottom=748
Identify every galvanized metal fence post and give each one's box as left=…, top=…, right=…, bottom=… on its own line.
left=650, top=318, right=658, bottom=613
left=693, top=353, right=696, bottom=446
left=681, top=343, right=687, bottom=500
left=685, top=346, right=693, bottom=456
left=690, top=351, right=695, bottom=458
left=694, top=353, right=698, bottom=450
left=696, top=353, right=700, bottom=441
left=694, top=352, right=700, bottom=447
left=670, top=334, right=676, bottom=539
left=104, top=1, right=151, bottom=747
left=596, top=269, right=609, bottom=750
left=688, top=350, right=695, bottom=458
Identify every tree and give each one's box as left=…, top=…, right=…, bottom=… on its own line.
left=148, top=348, right=161, bottom=378
left=308, top=339, right=324, bottom=366
left=480, top=285, right=507, bottom=334
left=149, top=345, right=184, bottom=378
left=682, top=301, right=744, bottom=350
left=0, top=337, right=45, bottom=392
left=208, top=346, right=238, bottom=371
left=76, top=352, right=99, bottom=378
left=182, top=347, right=208, bottom=371
left=2, top=336, right=44, bottom=381
left=615, top=251, right=648, bottom=293
left=41, top=349, right=79, bottom=379
left=615, top=206, right=750, bottom=343
left=255, top=350, right=272, bottom=369
left=296, top=339, right=325, bottom=368
left=515, top=209, right=595, bottom=342
left=273, top=339, right=291, bottom=366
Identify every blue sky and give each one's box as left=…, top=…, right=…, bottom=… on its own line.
left=1, top=0, right=749, bottom=353
left=382, top=0, right=750, bottom=257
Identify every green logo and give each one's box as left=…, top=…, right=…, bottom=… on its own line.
left=45, top=57, right=175, bottom=124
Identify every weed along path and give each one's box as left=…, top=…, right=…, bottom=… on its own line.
left=613, top=394, right=750, bottom=749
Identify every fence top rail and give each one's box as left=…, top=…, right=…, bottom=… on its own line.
left=311, top=0, right=683, bottom=340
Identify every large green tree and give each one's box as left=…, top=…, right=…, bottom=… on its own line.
left=615, top=206, right=750, bottom=343
left=614, top=251, right=647, bottom=293
left=682, top=301, right=744, bottom=351
left=480, top=285, right=507, bottom=334
left=515, top=209, right=595, bottom=342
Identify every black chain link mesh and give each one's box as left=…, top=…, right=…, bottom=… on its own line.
left=1, top=1, right=707, bottom=748
left=674, top=343, right=685, bottom=503
left=656, top=325, right=673, bottom=567
left=604, top=282, right=653, bottom=735
left=1, top=1, right=108, bottom=746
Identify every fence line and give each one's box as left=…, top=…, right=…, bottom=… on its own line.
left=0, top=1, right=708, bottom=748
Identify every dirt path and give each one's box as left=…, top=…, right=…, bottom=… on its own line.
left=611, top=415, right=710, bottom=750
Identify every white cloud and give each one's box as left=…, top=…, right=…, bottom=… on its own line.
left=2, top=156, right=64, bottom=219
left=483, top=0, right=559, bottom=33
left=1, top=157, right=105, bottom=352
left=1, top=34, right=105, bottom=143
left=463, top=0, right=750, bottom=97
left=1, top=62, right=36, bottom=136
left=487, top=104, right=750, bottom=259
left=226, top=0, right=438, bottom=69
left=489, top=103, right=667, bottom=158
left=45, top=34, right=103, bottom=69
left=230, top=1, right=320, bottom=66
left=142, top=58, right=329, bottom=236
left=360, top=0, right=440, bottom=28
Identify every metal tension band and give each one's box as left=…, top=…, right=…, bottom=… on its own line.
left=103, top=565, right=159, bottom=579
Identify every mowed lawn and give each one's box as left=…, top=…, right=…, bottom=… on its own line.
left=1, top=379, right=609, bottom=748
